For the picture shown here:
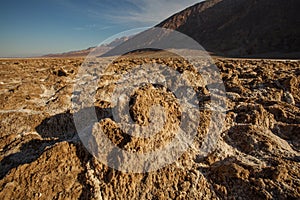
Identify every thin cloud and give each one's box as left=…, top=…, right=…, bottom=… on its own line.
left=73, top=24, right=113, bottom=31
left=110, top=0, right=202, bottom=24
left=59, top=0, right=204, bottom=26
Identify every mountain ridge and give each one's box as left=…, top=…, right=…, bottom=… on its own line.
left=155, top=0, right=300, bottom=57
left=43, top=36, right=132, bottom=58
left=101, top=0, right=300, bottom=58
left=47, top=0, right=300, bottom=59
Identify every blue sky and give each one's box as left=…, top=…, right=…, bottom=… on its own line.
left=0, top=0, right=202, bottom=57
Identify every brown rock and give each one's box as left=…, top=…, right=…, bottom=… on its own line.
left=0, top=57, right=299, bottom=200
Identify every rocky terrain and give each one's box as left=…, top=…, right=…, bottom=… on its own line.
left=0, top=56, right=299, bottom=199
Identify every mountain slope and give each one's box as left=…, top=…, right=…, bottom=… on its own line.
left=156, top=0, right=300, bottom=57
left=103, top=0, right=300, bottom=58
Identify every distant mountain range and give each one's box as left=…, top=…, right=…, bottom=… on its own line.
left=43, top=36, right=131, bottom=57
left=47, top=0, right=300, bottom=58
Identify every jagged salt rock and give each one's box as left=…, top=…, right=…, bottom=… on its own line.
left=283, top=91, right=295, bottom=105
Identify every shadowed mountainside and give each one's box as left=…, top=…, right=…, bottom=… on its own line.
left=157, top=0, right=300, bottom=58
left=103, top=0, right=300, bottom=58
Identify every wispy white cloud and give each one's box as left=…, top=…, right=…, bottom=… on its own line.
left=109, top=0, right=202, bottom=24
left=59, top=0, right=204, bottom=27
left=88, top=0, right=204, bottom=26
left=73, top=24, right=113, bottom=31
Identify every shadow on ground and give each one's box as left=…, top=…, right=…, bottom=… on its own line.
left=0, top=106, right=112, bottom=199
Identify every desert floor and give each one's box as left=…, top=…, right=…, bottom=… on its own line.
left=0, top=56, right=299, bottom=199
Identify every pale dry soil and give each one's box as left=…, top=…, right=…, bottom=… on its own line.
left=0, top=56, right=299, bottom=199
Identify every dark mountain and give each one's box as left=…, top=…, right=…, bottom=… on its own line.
left=157, top=0, right=300, bottom=57
left=104, top=0, right=300, bottom=58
